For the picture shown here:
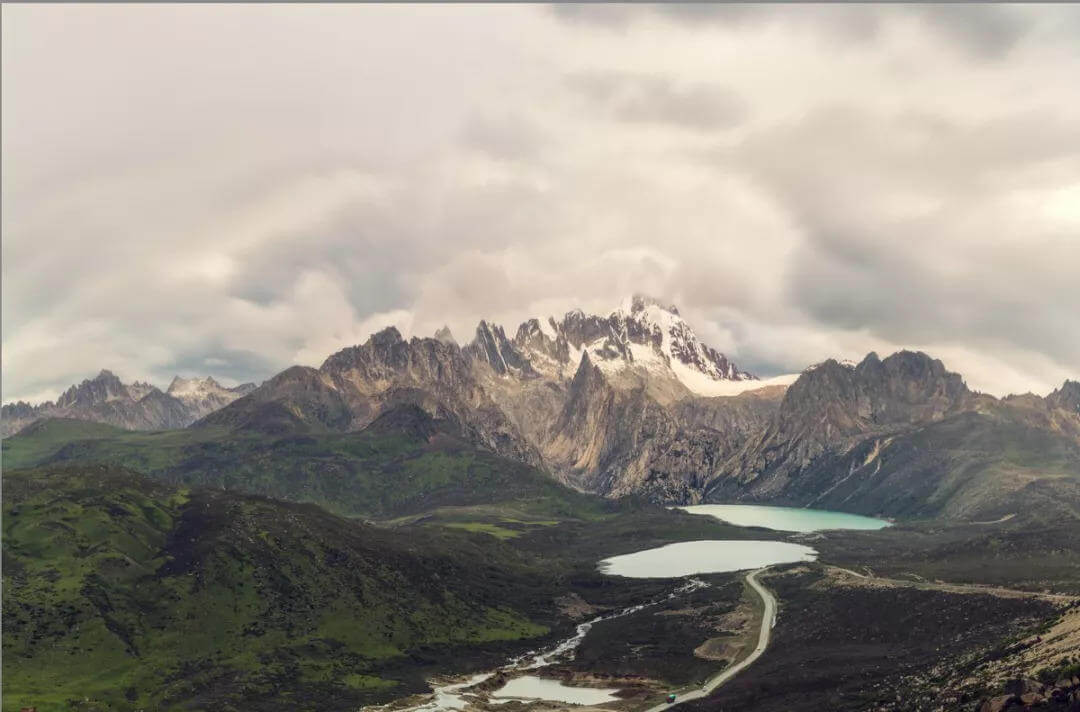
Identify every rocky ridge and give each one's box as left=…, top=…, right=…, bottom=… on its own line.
left=703, top=356, right=1080, bottom=519
left=1, top=370, right=254, bottom=437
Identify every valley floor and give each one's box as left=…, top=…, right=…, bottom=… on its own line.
left=355, top=512, right=1080, bottom=712
left=6, top=460, right=1080, bottom=712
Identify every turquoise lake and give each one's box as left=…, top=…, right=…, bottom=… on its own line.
left=677, top=504, right=891, bottom=533
left=597, top=505, right=890, bottom=579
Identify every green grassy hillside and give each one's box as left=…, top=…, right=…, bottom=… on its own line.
left=2, top=406, right=605, bottom=521
left=2, top=464, right=562, bottom=712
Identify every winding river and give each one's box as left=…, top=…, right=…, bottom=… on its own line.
left=380, top=580, right=706, bottom=712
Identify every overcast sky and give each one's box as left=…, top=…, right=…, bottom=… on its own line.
left=3, top=4, right=1079, bottom=403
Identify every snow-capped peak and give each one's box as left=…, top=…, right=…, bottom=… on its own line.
left=465, top=296, right=758, bottom=397
left=610, top=295, right=754, bottom=386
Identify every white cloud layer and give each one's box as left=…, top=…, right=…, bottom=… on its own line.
left=3, top=4, right=1079, bottom=402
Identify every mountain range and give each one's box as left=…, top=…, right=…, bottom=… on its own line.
left=1, top=371, right=255, bottom=437
left=5, top=295, right=1079, bottom=521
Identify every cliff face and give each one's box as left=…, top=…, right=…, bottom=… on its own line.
left=532, top=353, right=775, bottom=499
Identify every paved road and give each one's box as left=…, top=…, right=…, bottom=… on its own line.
left=644, top=568, right=776, bottom=712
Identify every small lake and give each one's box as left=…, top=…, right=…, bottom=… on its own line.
left=677, top=504, right=890, bottom=532
left=598, top=539, right=818, bottom=578
left=491, top=676, right=620, bottom=705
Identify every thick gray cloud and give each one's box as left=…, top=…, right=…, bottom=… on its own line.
left=461, top=114, right=548, bottom=162
left=568, top=72, right=747, bottom=131
left=718, top=104, right=1080, bottom=373
left=552, top=4, right=1041, bottom=58
left=3, top=4, right=1079, bottom=403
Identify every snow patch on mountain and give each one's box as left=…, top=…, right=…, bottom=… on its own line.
left=670, top=367, right=798, bottom=397
left=601, top=295, right=755, bottom=393
left=539, top=316, right=558, bottom=342
left=461, top=295, right=759, bottom=397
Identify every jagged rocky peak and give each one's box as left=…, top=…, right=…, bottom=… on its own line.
left=1047, top=380, right=1080, bottom=413
left=513, top=317, right=570, bottom=364
left=167, top=375, right=221, bottom=397
left=2, top=368, right=251, bottom=437
left=127, top=380, right=159, bottom=401
left=320, top=325, right=477, bottom=393
left=465, top=320, right=536, bottom=377
left=781, top=350, right=971, bottom=430
left=321, top=326, right=407, bottom=373
left=625, top=296, right=752, bottom=384
left=374, top=325, right=468, bottom=373
left=56, top=369, right=131, bottom=408
left=433, top=325, right=458, bottom=347
left=3, top=400, right=37, bottom=413
left=870, top=351, right=969, bottom=407
left=165, top=375, right=253, bottom=413
left=574, top=294, right=755, bottom=387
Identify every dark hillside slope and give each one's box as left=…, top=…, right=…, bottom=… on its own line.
left=708, top=409, right=1080, bottom=520
left=2, top=465, right=558, bottom=712
left=705, top=353, right=1080, bottom=521
left=2, top=406, right=605, bottom=520
left=680, top=568, right=1060, bottom=712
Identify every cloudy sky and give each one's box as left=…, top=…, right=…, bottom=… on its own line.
left=3, top=4, right=1079, bottom=403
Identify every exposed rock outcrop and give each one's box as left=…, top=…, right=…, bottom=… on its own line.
left=199, top=327, right=541, bottom=465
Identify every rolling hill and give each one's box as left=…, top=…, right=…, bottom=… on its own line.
left=2, top=464, right=563, bottom=712
left=2, top=405, right=606, bottom=521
